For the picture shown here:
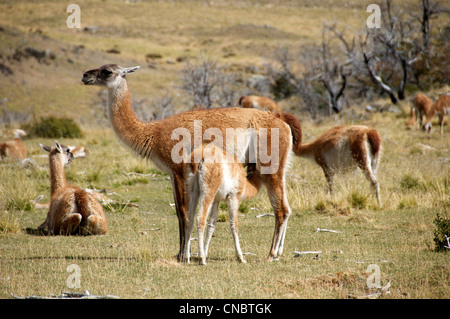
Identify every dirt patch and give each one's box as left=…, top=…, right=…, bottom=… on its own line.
left=314, top=200, right=352, bottom=217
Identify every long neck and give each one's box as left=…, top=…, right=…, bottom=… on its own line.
left=108, top=80, right=142, bottom=145
left=107, top=79, right=155, bottom=157
left=243, top=174, right=262, bottom=199
left=49, top=155, right=67, bottom=196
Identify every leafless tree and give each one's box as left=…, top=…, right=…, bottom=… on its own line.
left=326, top=0, right=440, bottom=104
left=370, top=0, right=425, bottom=102
left=181, top=56, right=219, bottom=108
left=133, top=93, right=176, bottom=121
left=216, top=72, right=238, bottom=108
left=409, top=0, right=448, bottom=86
left=265, top=47, right=321, bottom=115
left=417, top=0, right=443, bottom=57
left=265, top=31, right=351, bottom=116
left=265, top=47, right=298, bottom=100
left=181, top=55, right=237, bottom=108
left=318, top=26, right=353, bottom=114
left=264, top=1, right=446, bottom=115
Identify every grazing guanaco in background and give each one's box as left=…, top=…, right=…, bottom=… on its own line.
left=239, top=96, right=281, bottom=113
left=405, top=107, right=417, bottom=128
left=410, top=93, right=433, bottom=129
left=184, top=146, right=262, bottom=265
left=82, top=64, right=302, bottom=261
left=294, top=125, right=382, bottom=206
left=38, top=141, right=108, bottom=235
left=422, top=93, right=449, bottom=135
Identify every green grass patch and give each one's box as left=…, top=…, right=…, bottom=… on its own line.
left=23, top=116, right=84, bottom=139
left=433, top=213, right=450, bottom=252
left=400, top=174, right=424, bottom=191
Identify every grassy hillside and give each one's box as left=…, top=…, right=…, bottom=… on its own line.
left=0, top=0, right=387, bottom=123
left=0, top=0, right=449, bottom=300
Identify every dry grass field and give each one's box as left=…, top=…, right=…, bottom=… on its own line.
left=0, top=0, right=449, bottom=300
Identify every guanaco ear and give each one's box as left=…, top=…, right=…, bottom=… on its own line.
left=40, top=143, right=51, bottom=153
left=120, top=66, right=140, bottom=75
left=55, top=141, right=63, bottom=153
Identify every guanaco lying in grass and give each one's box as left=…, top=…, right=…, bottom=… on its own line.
left=38, top=141, right=108, bottom=235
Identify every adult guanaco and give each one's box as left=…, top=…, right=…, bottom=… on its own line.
left=295, top=125, right=382, bottom=206
left=82, top=64, right=302, bottom=261
left=410, top=93, right=433, bottom=129
left=422, top=93, right=449, bottom=135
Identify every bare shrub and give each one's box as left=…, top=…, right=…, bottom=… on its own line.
left=181, top=55, right=238, bottom=108
left=133, top=93, right=176, bottom=121
left=265, top=0, right=447, bottom=117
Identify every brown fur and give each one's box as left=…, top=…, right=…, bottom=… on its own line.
left=411, top=93, right=433, bottom=128
left=68, top=145, right=89, bottom=158
left=38, top=142, right=108, bottom=235
left=296, top=125, right=382, bottom=205
left=422, top=93, right=450, bottom=135
left=185, top=146, right=262, bottom=264
left=82, top=64, right=298, bottom=261
left=239, top=96, right=281, bottom=113
left=405, top=106, right=416, bottom=127
left=32, top=189, right=138, bottom=210
left=0, top=138, right=27, bottom=161
left=276, top=112, right=303, bottom=154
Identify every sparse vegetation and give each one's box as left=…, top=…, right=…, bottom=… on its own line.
left=400, top=174, right=423, bottom=190
left=349, top=191, right=369, bottom=209
left=0, top=211, right=21, bottom=234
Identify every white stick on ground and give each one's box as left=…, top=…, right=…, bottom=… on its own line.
left=315, top=227, right=342, bottom=233
left=293, top=251, right=322, bottom=257
left=256, top=213, right=274, bottom=218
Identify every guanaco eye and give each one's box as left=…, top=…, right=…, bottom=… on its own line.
left=101, top=69, right=112, bottom=76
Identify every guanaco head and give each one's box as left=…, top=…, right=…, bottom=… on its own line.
left=422, top=123, right=432, bottom=133
left=12, top=129, right=27, bottom=139
left=82, top=64, right=140, bottom=88
left=40, top=141, right=74, bottom=166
